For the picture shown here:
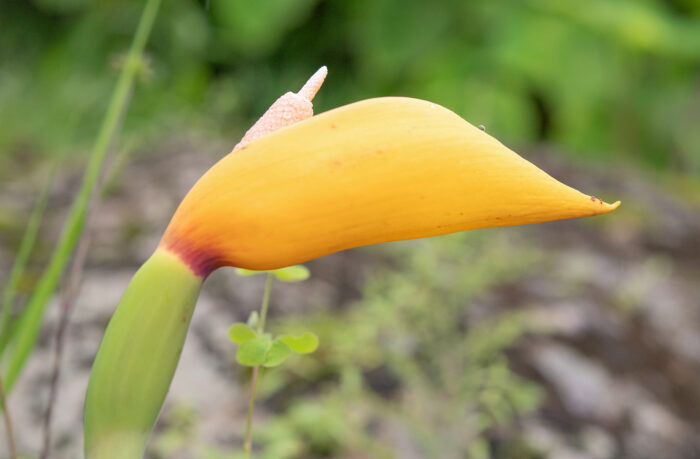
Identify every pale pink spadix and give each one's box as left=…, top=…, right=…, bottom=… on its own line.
left=233, top=66, right=328, bottom=151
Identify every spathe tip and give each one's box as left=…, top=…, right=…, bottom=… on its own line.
left=607, top=200, right=621, bottom=211
left=593, top=198, right=621, bottom=215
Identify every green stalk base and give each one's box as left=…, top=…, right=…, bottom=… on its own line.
left=84, top=249, right=202, bottom=458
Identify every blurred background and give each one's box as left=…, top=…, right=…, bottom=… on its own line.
left=1, top=0, right=699, bottom=458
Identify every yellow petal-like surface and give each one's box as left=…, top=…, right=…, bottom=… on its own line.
left=161, top=97, right=618, bottom=274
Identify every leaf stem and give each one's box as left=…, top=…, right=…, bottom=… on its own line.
left=244, top=272, right=274, bottom=458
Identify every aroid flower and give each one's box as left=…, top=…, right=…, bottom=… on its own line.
left=84, top=67, right=619, bottom=458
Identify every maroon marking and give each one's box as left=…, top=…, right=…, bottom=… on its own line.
left=160, top=235, right=222, bottom=278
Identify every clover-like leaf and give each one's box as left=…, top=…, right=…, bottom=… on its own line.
left=236, top=336, right=272, bottom=366
left=263, top=339, right=292, bottom=367
left=272, top=265, right=310, bottom=282
left=280, top=332, right=319, bottom=354
left=228, top=323, right=257, bottom=344
left=235, top=265, right=309, bottom=282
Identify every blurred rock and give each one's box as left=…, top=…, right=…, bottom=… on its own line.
left=531, top=344, right=622, bottom=422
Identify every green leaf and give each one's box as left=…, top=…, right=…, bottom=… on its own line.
left=272, top=265, right=310, bottom=282
left=236, top=336, right=271, bottom=367
left=235, top=268, right=265, bottom=277
left=228, top=323, right=256, bottom=344
left=263, top=339, right=292, bottom=367
left=235, top=265, right=310, bottom=282
left=281, top=332, right=319, bottom=354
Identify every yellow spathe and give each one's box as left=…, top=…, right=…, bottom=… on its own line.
left=161, top=97, right=619, bottom=273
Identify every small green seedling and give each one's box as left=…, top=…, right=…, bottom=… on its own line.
left=228, top=324, right=318, bottom=368
left=231, top=265, right=318, bottom=458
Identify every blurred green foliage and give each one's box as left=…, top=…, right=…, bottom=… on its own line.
left=253, top=232, right=544, bottom=458
left=1, top=0, right=699, bottom=176
left=151, top=231, right=546, bottom=458
left=1, top=2, right=696, bottom=456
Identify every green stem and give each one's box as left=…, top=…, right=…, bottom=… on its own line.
left=257, top=273, right=273, bottom=334
left=1, top=0, right=162, bottom=394
left=84, top=250, right=202, bottom=458
left=243, top=366, right=260, bottom=459
left=244, top=273, right=274, bottom=458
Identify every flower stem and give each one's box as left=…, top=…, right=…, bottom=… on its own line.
left=84, top=250, right=202, bottom=459
left=244, top=272, right=274, bottom=458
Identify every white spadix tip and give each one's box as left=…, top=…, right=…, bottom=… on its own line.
left=297, top=66, right=328, bottom=102
left=234, top=66, right=329, bottom=151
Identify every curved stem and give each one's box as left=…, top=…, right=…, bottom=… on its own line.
left=84, top=250, right=203, bottom=458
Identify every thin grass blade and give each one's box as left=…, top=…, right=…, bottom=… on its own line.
left=0, top=0, right=163, bottom=394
